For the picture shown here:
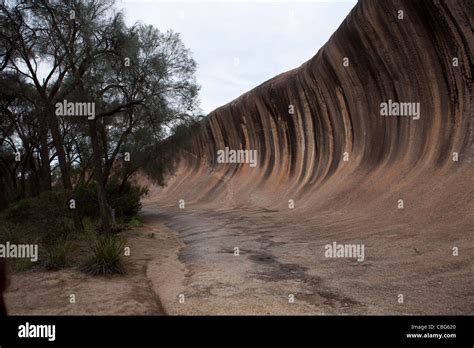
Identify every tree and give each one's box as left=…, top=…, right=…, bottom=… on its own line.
left=0, top=0, right=201, bottom=234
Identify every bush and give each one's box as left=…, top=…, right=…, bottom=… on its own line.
left=43, top=237, right=71, bottom=270
left=34, top=191, right=74, bottom=243
left=106, top=181, right=147, bottom=220
left=81, top=234, right=126, bottom=276
left=124, top=215, right=144, bottom=228
left=75, top=181, right=147, bottom=221
left=3, top=198, right=33, bottom=223
left=74, top=183, right=98, bottom=218
left=0, top=221, right=36, bottom=245
left=2, top=191, right=73, bottom=244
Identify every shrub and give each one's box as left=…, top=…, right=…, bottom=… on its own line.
left=0, top=221, right=36, bottom=245
left=3, top=198, right=33, bottom=223
left=74, top=183, right=98, bottom=219
left=124, top=216, right=144, bottom=228
left=43, top=237, right=71, bottom=270
left=2, top=191, right=73, bottom=244
left=34, top=191, right=74, bottom=243
left=81, top=234, right=126, bottom=276
left=106, top=181, right=147, bottom=220
left=75, top=181, right=147, bottom=221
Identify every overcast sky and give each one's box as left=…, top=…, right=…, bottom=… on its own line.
left=119, top=0, right=357, bottom=114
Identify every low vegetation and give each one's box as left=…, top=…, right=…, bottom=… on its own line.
left=0, top=1, right=202, bottom=276
left=81, top=235, right=127, bottom=276
left=0, top=182, right=146, bottom=275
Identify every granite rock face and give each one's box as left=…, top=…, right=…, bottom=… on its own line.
left=154, top=0, right=473, bottom=214
left=143, top=0, right=474, bottom=315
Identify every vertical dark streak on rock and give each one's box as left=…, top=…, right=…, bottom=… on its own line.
left=160, top=0, right=472, bottom=210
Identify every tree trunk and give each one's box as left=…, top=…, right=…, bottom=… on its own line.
left=48, top=108, right=84, bottom=231
left=38, top=113, right=52, bottom=192
left=89, top=119, right=112, bottom=234
left=29, top=155, right=40, bottom=197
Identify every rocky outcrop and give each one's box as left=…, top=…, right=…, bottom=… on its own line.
left=151, top=0, right=473, bottom=218
left=141, top=0, right=474, bottom=315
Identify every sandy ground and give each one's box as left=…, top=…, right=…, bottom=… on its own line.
left=4, top=200, right=473, bottom=315
left=146, top=202, right=473, bottom=315
left=4, top=206, right=182, bottom=315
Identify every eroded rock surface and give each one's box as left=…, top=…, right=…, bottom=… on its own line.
left=144, top=0, right=473, bottom=314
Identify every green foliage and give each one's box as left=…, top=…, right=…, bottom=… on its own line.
left=0, top=191, right=74, bottom=271
left=3, top=198, right=33, bottom=223
left=106, top=181, right=147, bottom=219
left=74, top=183, right=97, bottom=219
left=142, top=118, right=205, bottom=186
left=43, top=237, right=71, bottom=271
left=75, top=181, right=147, bottom=221
left=124, top=215, right=144, bottom=228
left=81, top=235, right=127, bottom=276
left=3, top=191, right=73, bottom=244
left=0, top=222, right=37, bottom=272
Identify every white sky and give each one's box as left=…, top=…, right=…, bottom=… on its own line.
left=119, top=0, right=357, bottom=114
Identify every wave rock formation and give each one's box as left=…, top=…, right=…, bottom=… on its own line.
left=152, top=0, right=473, bottom=217
left=144, top=0, right=473, bottom=315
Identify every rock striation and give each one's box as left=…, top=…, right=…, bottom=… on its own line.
left=143, top=0, right=474, bottom=314
left=152, top=0, right=473, bottom=218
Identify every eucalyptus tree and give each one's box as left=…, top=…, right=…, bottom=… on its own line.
left=68, top=20, right=201, bottom=233
left=0, top=0, right=201, bottom=234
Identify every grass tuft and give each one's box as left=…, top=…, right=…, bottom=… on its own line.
left=43, top=237, right=71, bottom=270
left=81, top=234, right=126, bottom=276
